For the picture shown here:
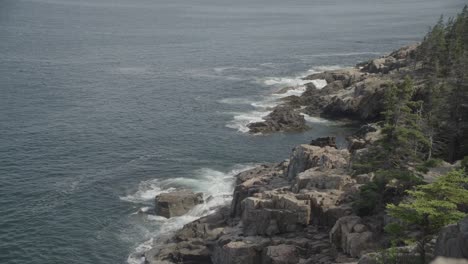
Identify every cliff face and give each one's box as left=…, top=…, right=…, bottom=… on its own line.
left=144, top=137, right=380, bottom=264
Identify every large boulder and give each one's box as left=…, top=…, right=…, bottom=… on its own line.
left=145, top=240, right=212, bottom=264
left=262, top=245, right=299, bottom=264
left=285, top=144, right=350, bottom=180
left=230, top=163, right=289, bottom=218
left=212, top=237, right=269, bottom=264
left=175, top=207, right=229, bottom=242
left=292, top=168, right=354, bottom=191
left=155, top=190, right=204, bottom=218
left=434, top=216, right=468, bottom=259
left=330, top=216, right=376, bottom=258
left=247, top=106, right=308, bottom=133
left=241, top=193, right=311, bottom=236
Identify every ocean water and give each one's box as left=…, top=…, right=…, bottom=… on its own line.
left=0, top=0, right=465, bottom=263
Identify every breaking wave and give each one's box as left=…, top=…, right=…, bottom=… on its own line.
left=223, top=66, right=335, bottom=133
left=124, top=164, right=255, bottom=264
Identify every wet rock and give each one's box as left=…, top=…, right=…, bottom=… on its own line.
left=310, top=136, right=337, bottom=148
left=248, top=106, right=308, bottom=133
left=155, top=190, right=204, bottom=218
left=175, top=207, right=229, bottom=242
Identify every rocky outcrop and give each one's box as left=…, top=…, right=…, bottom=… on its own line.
left=261, top=44, right=421, bottom=126
left=321, top=77, right=390, bottom=120
left=431, top=257, right=468, bottom=264
left=310, top=136, right=337, bottom=148
left=155, top=190, right=204, bottom=218
left=347, top=124, right=381, bottom=153
left=145, top=207, right=230, bottom=264
left=140, top=43, right=462, bottom=264
left=230, top=163, right=289, bottom=218
left=262, top=245, right=299, bottom=264
left=144, top=140, right=370, bottom=264
left=285, top=144, right=350, bottom=180
left=241, top=193, right=311, bottom=236
left=247, top=106, right=308, bottom=133
left=360, top=44, right=418, bottom=74
left=434, top=216, right=468, bottom=259
left=330, top=216, right=376, bottom=258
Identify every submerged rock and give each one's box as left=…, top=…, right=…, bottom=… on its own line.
left=155, top=190, right=204, bottom=218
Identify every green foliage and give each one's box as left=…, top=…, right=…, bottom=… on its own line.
left=353, top=170, right=423, bottom=216
left=374, top=246, right=399, bottom=264
left=417, top=6, right=468, bottom=161
left=379, top=76, right=430, bottom=169
left=462, top=156, right=468, bottom=170
left=423, top=158, right=444, bottom=168
left=353, top=180, right=384, bottom=216
left=386, top=169, right=468, bottom=263
left=415, top=158, right=444, bottom=173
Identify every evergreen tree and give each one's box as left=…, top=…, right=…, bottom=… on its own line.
left=386, top=170, right=468, bottom=264
left=379, top=76, right=429, bottom=168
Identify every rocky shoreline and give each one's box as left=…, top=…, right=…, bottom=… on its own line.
left=246, top=44, right=420, bottom=134
left=139, top=45, right=468, bottom=264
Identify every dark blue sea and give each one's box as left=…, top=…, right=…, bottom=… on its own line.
left=0, top=0, right=465, bottom=263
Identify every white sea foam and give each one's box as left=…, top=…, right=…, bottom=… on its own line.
left=120, top=181, right=176, bottom=204
left=263, top=77, right=315, bottom=87
left=218, top=97, right=255, bottom=105
left=298, top=52, right=382, bottom=58
left=126, top=165, right=255, bottom=264
left=307, top=65, right=343, bottom=73
left=301, top=113, right=330, bottom=124
left=226, top=110, right=271, bottom=133
left=222, top=65, right=342, bottom=133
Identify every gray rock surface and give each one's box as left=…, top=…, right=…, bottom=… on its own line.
left=285, top=144, right=350, bottom=180
left=431, top=257, right=468, bottom=264
left=434, top=216, right=468, bottom=259
left=247, top=106, right=308, bottom=134
left=330, top=216, right=376, bottom=258
left=155, top=190, right=204, bottom=218
left=310, top=136, right=337, bottom=148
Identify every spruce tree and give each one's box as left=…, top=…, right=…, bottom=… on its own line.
left=386, top=170, right=468, bottom=264
left=379, top=76, right=429, bottom=168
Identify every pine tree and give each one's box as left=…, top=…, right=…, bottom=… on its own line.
left=386, top=170, right=468, bottom=264
left=379, top=76, right=430, bottom=168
